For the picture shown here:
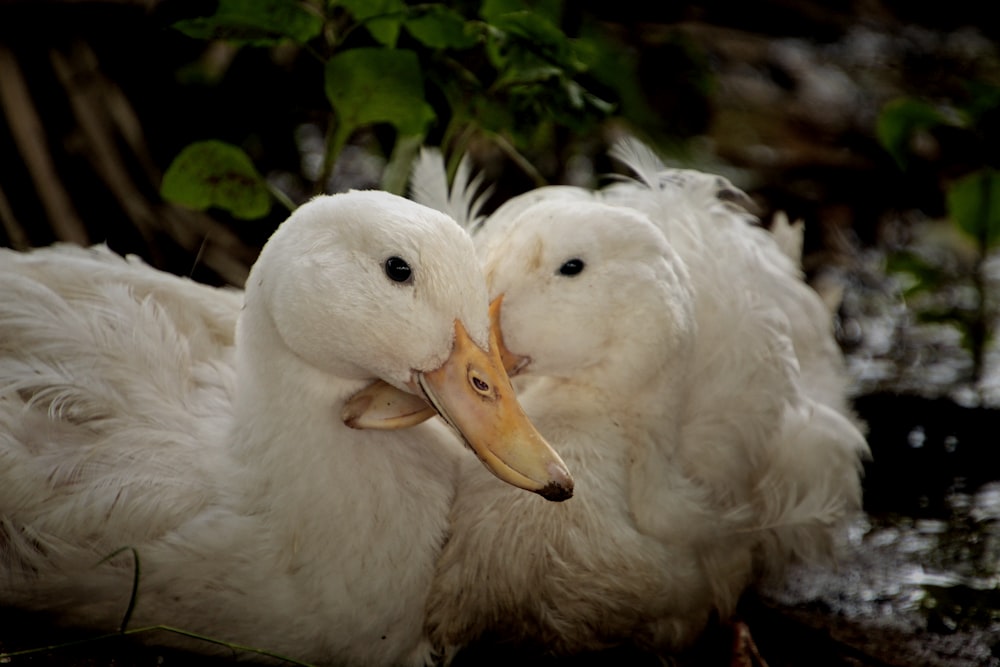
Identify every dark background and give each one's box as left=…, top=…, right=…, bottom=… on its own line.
left=2, top=1, right=999, bottom=665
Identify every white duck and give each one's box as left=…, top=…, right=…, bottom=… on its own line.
left=0, top=190, right=573, bottom=667
left=354, top=142, right=870, bottom=661
left=426, top=196, right=748, bottom=657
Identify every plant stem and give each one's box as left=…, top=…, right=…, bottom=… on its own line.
left=972, top=171, right=994, bottom=385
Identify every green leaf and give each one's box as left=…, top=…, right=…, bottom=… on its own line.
left=161, top=141, right=271, bottom=220
left=885, top=250, right=949, bottom=296
left=962, top=81, right=1000, bottom=125
left=404, top=6, right=478, bottom=50
left=947, top=169, right=1000, bottom=249
left=338, top=0, right=406, bottom=46
left=467, top=95, right=515, bottom=134
left=494, top=63, right=562, bottom=90
left=481, top=0, right=562, bottom=25
left=876, top=98, right=949, bottom=171
left=325, top=47, right=436, bottom=139
left=381, top=133, right=426, bottom=195
left=487, top=10, right=581, bottom=72
left=576, top=23, right=696, bottom=138
left=172, top=0, right=324, bottom=46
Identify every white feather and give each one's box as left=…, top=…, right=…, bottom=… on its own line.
left=409, top=148, right=491, bottom=231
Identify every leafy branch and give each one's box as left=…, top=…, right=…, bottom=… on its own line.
left=158, top=0, right=642, bottom=220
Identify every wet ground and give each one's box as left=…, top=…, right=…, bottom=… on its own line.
left=748, top=230, right=1000, bottom=666
left=757, top=408, right=1000, bottom=666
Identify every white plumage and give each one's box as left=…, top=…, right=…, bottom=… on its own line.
left=0, top=190, right=573, bottom=666
left=403, top=140, right=871, bottom=660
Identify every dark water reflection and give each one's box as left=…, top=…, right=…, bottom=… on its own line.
left=767, top=240, right=1000, bottom=664
left=768, top=477, right=1000, bottom=666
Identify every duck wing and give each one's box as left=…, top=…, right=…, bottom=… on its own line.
left=0, top=244, right=241, bottom=584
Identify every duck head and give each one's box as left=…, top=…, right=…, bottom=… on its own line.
left=477, top=198, right=695, bottom=388
left=243, top=190, right=573, bottom=501
left=344, top=195, right=695, bottom=437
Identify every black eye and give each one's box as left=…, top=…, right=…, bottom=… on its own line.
left=558, top=258, right=585, bottom=276
left=384, top=256, right=412, bottom=283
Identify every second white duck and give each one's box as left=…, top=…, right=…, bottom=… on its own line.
left=355, top=143, right=869, bottom=661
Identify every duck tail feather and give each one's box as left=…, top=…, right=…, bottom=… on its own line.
left=607, top=135, right=666, bottom=189
left=410, top=147, right=491, bottom=232
left=452, top=152, right=493, bottom=231
left=409, top=147, right=453, bottom=219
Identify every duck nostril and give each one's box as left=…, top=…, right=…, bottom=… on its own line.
left=471, top=375, right=490, bottom=393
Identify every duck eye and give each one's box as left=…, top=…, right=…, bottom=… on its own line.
left=384, top=256, right=412, bottom=283
left=558, top=258, right=585, bottom=276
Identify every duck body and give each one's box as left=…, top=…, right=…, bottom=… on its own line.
left=429, top=382, right=717, bottom=655
left=0, top=190, right=572, bottom=666
left=595, top=143, right=868, bottom=549
left=598, top=144, right=857, bottom=424
left=410, top=142, right=869, bottom=659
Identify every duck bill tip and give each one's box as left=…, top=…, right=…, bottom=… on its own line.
left=418, top=319, right=573, bottom=501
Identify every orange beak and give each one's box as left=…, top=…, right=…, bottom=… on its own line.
left=489, top=295, right=530, bottom=376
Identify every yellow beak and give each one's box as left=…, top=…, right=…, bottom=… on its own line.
left=341, top=316, right=572, bottom=502
left=488, top=294, right=529, bottom=377
left=341, top=380, right=437, bottom=430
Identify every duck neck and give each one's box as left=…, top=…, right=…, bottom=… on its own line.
left=221, top=298, right=456, bottom=661
left=227, top=304, right=371, bottom=510
left=587, top=329, right=694, bottom=428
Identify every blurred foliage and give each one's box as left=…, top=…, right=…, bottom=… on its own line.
left=877, top=98, right=957, bottom=173
left=948, top=169, right=1000, bottom=248
left=159, top=0, right=679, bottom=218
left=172, top=0, right=326, bottom=44
left=877, top=83, right=1000, bottom=381
left=160, top=140, right=273, bottom=219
